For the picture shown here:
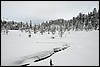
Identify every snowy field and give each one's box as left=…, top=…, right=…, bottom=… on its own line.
left=1, top=30, right=99, bottom=66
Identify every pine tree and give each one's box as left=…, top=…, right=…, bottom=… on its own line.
left=25, top=22, right=29, bottom=30
left=58, top=25, right=64, bottom=38
left=30, top=20, right=32, bottom=29
left=51, top=24, right=56, bottom=35
left=40, top=25, right=44, bottom=35
left=33, top=24, right=37, bottom=34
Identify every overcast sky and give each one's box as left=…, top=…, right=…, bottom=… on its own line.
left=1, top=1, right=99, bottom=24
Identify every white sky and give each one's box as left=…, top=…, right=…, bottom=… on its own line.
left=1, top=1, right=99, bottom=24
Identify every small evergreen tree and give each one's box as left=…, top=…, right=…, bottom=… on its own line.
left=30, top=20, right=32, bottom=29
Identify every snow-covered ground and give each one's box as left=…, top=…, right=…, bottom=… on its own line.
left=1, top=30, right=99, bottom=66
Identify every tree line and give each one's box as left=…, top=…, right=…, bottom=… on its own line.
left=1, top=8, right=99, bottom=37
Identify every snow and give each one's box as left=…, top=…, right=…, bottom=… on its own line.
left=1, top=30, right=99, bottom=66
